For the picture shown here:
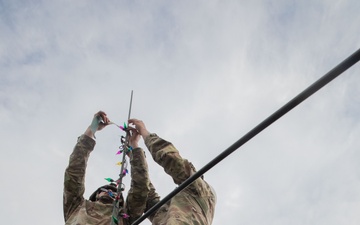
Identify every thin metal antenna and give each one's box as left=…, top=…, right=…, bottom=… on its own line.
left=127, top=90, right=133, bottom=123
left=110, top=90, right=134, bottom=225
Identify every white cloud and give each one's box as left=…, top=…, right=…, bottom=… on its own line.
left=0, top=1, right=359, bottom=225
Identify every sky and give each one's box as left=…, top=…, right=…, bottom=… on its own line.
left=1, top=0, right=360, bottom=224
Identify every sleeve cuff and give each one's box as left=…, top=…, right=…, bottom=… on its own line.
left=78, top=134, right=96, bottom=149
left=144, top=133, right=158, bottom=147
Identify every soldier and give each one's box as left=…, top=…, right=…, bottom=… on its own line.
left=128, top=118, right=217, bottom=225
left=63, top=111, right=150, bottom=225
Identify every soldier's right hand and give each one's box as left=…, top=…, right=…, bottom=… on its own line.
left=128, top=118, right=150, bottom=138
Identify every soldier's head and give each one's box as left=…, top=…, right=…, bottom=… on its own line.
left=89, top=183, right=123, bottom=205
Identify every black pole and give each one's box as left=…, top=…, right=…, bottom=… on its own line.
left=131, top=48, right=360, bottom=225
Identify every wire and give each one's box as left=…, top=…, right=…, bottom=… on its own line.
left=131, top=48, right=360, bottom=225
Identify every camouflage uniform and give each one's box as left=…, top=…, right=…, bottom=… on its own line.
left=63, top=134, right=150, bottom=225
left=143, top=134, right=216, bottom=225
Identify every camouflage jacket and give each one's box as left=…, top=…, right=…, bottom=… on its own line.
left=63, top=134, right=150, bottom=225
left=144, top=134, right=216, bottom=225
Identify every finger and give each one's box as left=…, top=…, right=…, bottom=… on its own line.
left=128, top=118, right=140, bottom=123
left=129, top=130, right=136, bottom=137
left=95, top=111, right=107, bottom=123
left=96, top=111, right=105, bottom=116
left=128, top=127, right=138, bottom=133
left=98, top=116, right=105, bottom=124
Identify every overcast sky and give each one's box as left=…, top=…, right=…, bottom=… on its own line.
left=1, top=1, right=360, bottom=225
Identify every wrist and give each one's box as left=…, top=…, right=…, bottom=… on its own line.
left=84, top=127, right=96, bottom=139
left=141, top=130, right=150, bottom=139
left=129, top=143, right=139, bottom=148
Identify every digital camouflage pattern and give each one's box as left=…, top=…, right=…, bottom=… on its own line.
left=126, top=145, right=150, bottom=224
left=143, top=134, right=216, bottom=225
left=63, top=134, right=150, bottom=225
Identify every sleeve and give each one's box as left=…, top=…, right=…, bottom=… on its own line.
left=63, top=134, right=95, bottom=221
left=144, top=133, right=193, bottom=185
left=144, top=182, right=161, bottom=222
left=144, top=134, right=217, bottom=224
left=125, top=148, right=151, bottom=224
